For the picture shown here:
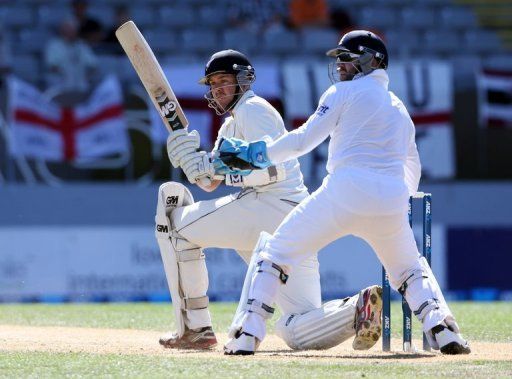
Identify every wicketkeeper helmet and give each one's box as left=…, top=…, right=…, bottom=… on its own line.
left=326, top=30, right=388, bottom=82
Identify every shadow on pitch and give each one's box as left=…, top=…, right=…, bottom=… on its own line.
left=258, top=350, right=438, bottom=360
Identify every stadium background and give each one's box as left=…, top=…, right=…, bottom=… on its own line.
left=0, top=0, right=510, bottom=304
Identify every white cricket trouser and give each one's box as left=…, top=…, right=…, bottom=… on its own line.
left=251, top=167, right=449, bottom=336
left=172, top=188, right=321, bottom=329
left=262, top=168, right=415, bottom=279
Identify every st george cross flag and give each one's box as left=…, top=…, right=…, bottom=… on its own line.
left=8, top=75, right=128, bottom=162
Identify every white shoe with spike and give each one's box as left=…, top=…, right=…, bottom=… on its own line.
left=224, top=330, right=260, bottom=355
left=428, top=317, right=471, bottom=355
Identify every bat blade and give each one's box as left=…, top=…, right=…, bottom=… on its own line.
left=115, top=20, right=188, bottom=132
left=116, top=21, right=211, bottom=186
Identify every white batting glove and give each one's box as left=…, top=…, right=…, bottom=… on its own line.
left=166, top=129, right=200, bottom=168
left=180, top=151, right=216, bottom=184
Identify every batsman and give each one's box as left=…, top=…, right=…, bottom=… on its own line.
left=155, top=49, right=383, bottom=351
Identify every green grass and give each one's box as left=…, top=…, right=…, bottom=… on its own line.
left=1, top=302, right=510, bottom=342
left=1, top=302, right=511, bottom=378
left=1, top=351, right=511, bottom=378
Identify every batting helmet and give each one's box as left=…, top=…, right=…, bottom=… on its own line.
left=200, top=49, right=256, bottom=115
left=199, top=49, right=255, bottom=85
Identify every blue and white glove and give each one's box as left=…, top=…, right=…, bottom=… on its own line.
left=212, top=155, right=252, bottom=176
left=217, top=137, right=271, bottom=170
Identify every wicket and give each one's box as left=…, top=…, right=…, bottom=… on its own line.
left=382, top=192, right=432, bottom=352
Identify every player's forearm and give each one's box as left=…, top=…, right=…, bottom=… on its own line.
left=215, top=115, right=333, bottom=171
left=225, top=164, right=285, bottom=187
left=267, top=115, right=332, bottom=164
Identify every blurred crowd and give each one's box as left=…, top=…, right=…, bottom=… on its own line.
left=0, top=0, right=355, bottom=94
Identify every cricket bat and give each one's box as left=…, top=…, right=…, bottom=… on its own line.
left=115, top=20, right=210, bottom=185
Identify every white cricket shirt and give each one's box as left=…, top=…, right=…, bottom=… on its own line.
left=267, top=70, right=421, bottom=195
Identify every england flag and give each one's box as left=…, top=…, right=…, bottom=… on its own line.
left=8, top=75, right=128, bottom=162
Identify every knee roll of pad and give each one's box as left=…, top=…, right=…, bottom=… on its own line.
left=157, top=182, right=194, bottom=217
left=171, top=230, right=201, bottom=252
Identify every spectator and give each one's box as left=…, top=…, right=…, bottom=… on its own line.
left=103, top=5, right=130, bottom=54
left=104, top=5, right=130, bottom=44
left=289, top=0, right=330, bottom=29
left=0, top=28, right=12, bottom=85
left=72, top=0, right=104, bottom=48
left=330, top=7, right=355, bottom=36
left=228, top=0, right=288, bottom=34
left=44, top=17, right=98, bottom=92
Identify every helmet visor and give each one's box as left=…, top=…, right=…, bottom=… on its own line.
left=336, top=52, right=360, bottom=62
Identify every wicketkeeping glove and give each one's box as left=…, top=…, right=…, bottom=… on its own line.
left=217, top=137, right=271, bottom=170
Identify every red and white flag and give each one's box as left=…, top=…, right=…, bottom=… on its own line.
left=8, top=75, right=128, bottom=162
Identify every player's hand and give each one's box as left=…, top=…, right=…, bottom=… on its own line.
left=211, top=155, right=252, bottom=176
left=218, top=138, right=271, bottom=170
left=180, top=151, right=215, bottom=184
left=167, top=129, right=200, bottom=168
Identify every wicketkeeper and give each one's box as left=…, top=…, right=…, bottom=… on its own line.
left=214, top=32, right=471, bottom=356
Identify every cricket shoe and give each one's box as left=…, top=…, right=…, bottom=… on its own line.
left=430, top=318, right=471, bottom=355
left=159, top=326, right=217, bottom=350
left=352, top=285, right=383, bottom=350
left=224, top=330, right=260, bottom=355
